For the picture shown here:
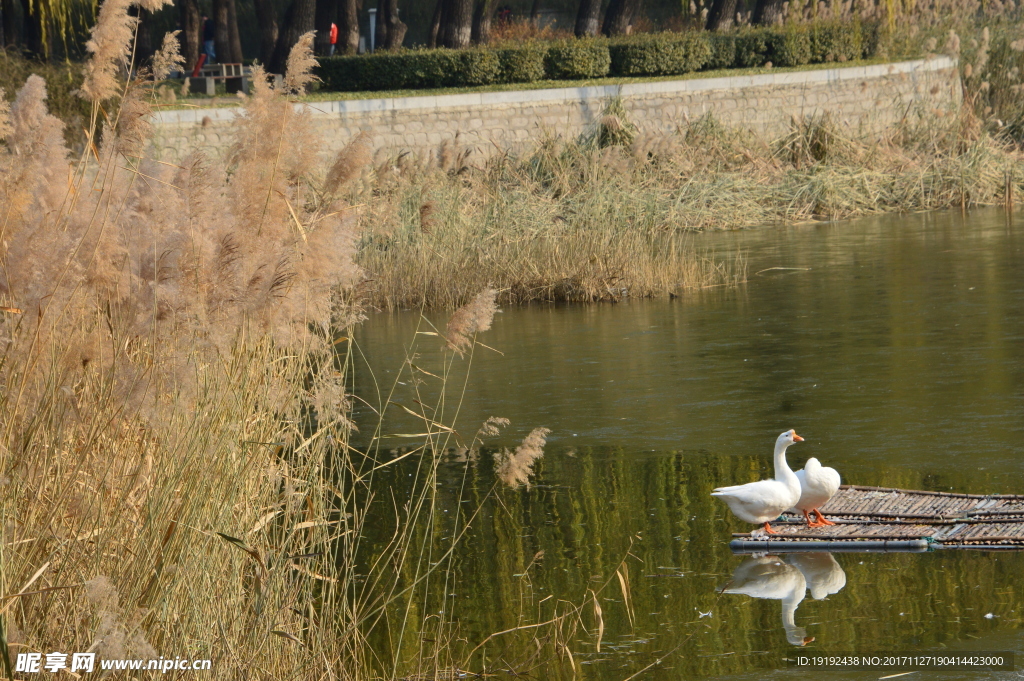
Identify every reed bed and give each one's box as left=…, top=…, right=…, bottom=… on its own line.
left=0, top=10, right=613, bottom=679
left=0, top=14, right=374, bottom=678
left=347, top=94, right=1023, bottom=310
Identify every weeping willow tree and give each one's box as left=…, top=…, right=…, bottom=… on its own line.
left=8, top=0, right=97, bottom=58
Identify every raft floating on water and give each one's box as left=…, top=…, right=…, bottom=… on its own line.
left=729, top=485, right=1024, bottom=553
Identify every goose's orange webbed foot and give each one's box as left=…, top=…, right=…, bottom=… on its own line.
left=763, top=522, right=780, bottom=535
left=803, top=509, right=828, bottom=528
left=812, top=509, right=836, bottom=526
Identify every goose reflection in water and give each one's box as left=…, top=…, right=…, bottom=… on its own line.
left=720, top=553, right=846, bottom=646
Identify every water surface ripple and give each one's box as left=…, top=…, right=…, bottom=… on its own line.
left=351, top=209, right=1024, bottom=679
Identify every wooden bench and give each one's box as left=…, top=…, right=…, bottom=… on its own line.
left=190, top=63, right=249, bottom=96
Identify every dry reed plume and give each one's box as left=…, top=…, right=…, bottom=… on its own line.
left=1, top=7, right=596, bottom=678
left=445, top=287, right=498, bottom=355
left=494, top=427, right=551, bottom=488
left=0, top=4, right=379, bottom=678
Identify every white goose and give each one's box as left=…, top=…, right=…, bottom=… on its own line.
left=794, top=457, right=841, bottom=528
left=712, top=430, right=804, bottom=535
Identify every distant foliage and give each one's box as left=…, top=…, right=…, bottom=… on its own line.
left=734, top=27, right=773, bottom=67
left=317, top=22, right=869, bottom=93
left=316, top=47, right=501, bottom=91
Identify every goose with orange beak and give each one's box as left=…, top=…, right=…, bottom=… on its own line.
left=712, top=430, right=804, bottom=535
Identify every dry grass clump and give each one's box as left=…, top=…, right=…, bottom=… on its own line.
left=494, top=427, right=551, bottom=489
left=0, top=5, right=374, bottom=678
left=350, top=125, right=746, bottom=310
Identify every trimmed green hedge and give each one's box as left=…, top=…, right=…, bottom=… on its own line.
left=609, top=32, right=712, bottom=77
left=545, top=39, right=610, bottom=79
left=316, top=21, right=869, bottom=93
left=734, top=28, right=771, bottom=67
left=811, top=21, right=864, bottom=62
left=317, top=48, right=500, bottom=91
left=767, top=26, right=812, bottom=67
left=495, top=43, right=548, bottom=83
left=705, top=34, right=737, bottom=70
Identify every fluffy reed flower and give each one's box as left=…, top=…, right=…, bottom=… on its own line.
left=446, top=287, right=498, bottom=356
left=80, top=0, right=137, bottom=101
left=113, top=88, right=152, bottom=159
left=494, top=427, right=550, bottom=488
left=0, top=75, right=69, bottom=222
left=419, top=201, right=437, bottom=234
left=284, top=31, right=319, bottom=94
left=478, top=416, right=510, bottom=439
left=975, top=27, right=990, bottom=76
left=152, top=30, right=185, bottom=81
left=81, top=0, right=174, bottom=101
left=325, top=131, right=372, bottom=193
left=945, top=30, right=962, bottom=58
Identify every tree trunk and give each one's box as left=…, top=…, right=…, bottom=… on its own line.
left=529, top=0, right=540, bottom=23
left=315, top=0, right=336, bottom=55
left=1, top=0, right=14, bottom=48
left=19, top=0, right=46, bottom=58
left=337, top=0, right=358, bottom=53
left=752, top=0, right=785, bottom=25
left=704, top=0, right=737, bottom=30
left=178, top=0, right=202, bottom=71
left=132, top=6, right=154, bottom=66
left=375, top=0, right=406, bottom=50
left=574, top=0, right=601, bottom=37
left=602, top=0, right=641, bottom=35
left=427, top=0, right=443, bottom=48
left=269, top=0, right=316, bottom=74
left=213, top=0, right=231, bottom=62
left=470, top=0, right=493, bottom=44
left=252, top=0, right=280, bottom=64
left=227, top=0, right=243, bottom=61
left=438, top=0, right=471, bottom=48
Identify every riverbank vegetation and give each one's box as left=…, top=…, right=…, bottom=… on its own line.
left=346, top=88, right=1022, bottom=309
left=0, top=5, right=614, bottom=679
left=5, top=2, right=1024, bottom=680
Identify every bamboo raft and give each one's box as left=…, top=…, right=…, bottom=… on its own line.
left=730, top=485, right=1024, bottom=553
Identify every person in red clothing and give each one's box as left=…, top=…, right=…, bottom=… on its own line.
left=329, top=22, right=338, bottom=56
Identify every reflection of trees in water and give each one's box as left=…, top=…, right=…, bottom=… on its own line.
left=355, top=445, right=1024, bottom=678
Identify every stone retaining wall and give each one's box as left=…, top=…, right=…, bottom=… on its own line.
left=150, top=57, right=959, bottom=163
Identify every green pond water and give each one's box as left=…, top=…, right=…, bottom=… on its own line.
left=350, top=208, right=1024, bottom=679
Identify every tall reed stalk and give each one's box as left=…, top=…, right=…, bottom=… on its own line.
left=0, top=8, right=627, bottom=679
left=0, top=6, right=372, bottom=678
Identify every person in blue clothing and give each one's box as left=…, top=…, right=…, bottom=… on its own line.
left=202, top=16, right=216, bottom=63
